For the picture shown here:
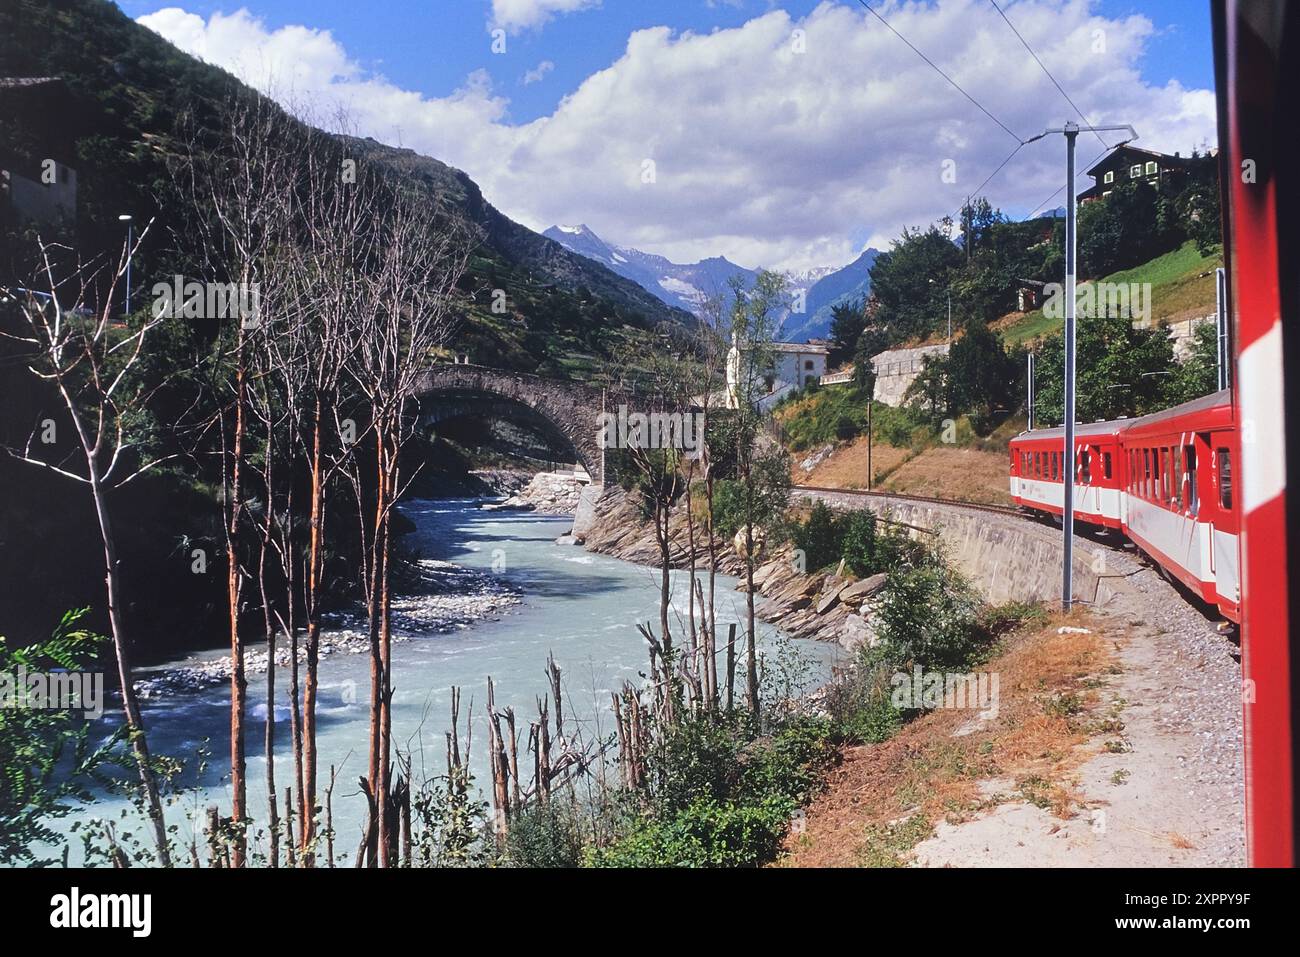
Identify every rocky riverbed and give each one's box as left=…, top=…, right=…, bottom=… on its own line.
left=134, top=560, right=522, bottom=699
left=482, top=470, right=587, bottom=515
left=577, top=486, right=883, bottom=650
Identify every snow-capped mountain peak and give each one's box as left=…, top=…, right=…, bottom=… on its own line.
left=542, top=223, right=879, bottom=340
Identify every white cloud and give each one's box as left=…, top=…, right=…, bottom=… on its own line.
left=522, top=60, right=555, bottom=85
left=490, top=0, right=601, bottom=32
left=139, top=1, right=1217, bottom=273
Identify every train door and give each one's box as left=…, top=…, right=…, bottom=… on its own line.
left=1208, top=432, right=1241, bottom=609
left=1076, top=444, right=1093, bottom=518
left=1168, top=439, right=1199, bottom=576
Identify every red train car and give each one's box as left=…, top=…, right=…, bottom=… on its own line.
left=1010, top=391, right=1240, bottom=623
left=1009, top=420, right=1126, bottom=529
left=1119, top=390, right=1239, bottom=621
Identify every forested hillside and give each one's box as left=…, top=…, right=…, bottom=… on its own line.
left=0, top=0, right=690, bottom=375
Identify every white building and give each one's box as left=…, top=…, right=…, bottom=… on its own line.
left=726, top=339, right=829, bottom=411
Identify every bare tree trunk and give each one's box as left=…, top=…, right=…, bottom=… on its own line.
left=364, top=431, right=385, bottom=867
left=656, top=502, right=672, bottom=658
left=226, top=330, right=248, bottom=867
left=258, top=414, right=278, bottom=868
left=725, top=622, right=737, bottom=713
left=377, top=430, right=396, bottom=867
left=301, top=400, right=325, bottom=863
left=705, top=472, right=719, bottom=712
left=90, top=471, right=172, bottom=866
left=683, top=466, right=699, bottom=712
left=744, top=507, right=759, bottom=718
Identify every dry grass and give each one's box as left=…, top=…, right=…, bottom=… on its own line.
left=793, top=439, right=1012, bottom=506
left=879, top=446, right=1013, bottom=505
left=779, top=610, right=1114, bottom=867
left=794, top=435, right=911, bottom=488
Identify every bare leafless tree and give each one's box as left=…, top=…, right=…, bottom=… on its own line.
left=345, top=167, right=473, bottom=867
left=170, top=91, right=299, bottom=866
left=1, top=228, right=175, bottom=865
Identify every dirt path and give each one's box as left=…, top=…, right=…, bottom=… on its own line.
left=782, top=564, right=1245, bottom=868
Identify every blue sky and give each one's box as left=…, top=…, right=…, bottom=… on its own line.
left=126, top=1, right=1220, bottom=270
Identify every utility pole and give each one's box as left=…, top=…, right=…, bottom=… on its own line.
left=866, top=399, right=873, bottom=490
left=1216, top=267, right=1229, bottom=391
left=1027, top=122, right=1137, bottom=613
left=1027, top=351, right=1035, bottom=431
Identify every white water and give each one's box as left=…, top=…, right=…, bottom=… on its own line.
left=44, top=499, right=843, bottom=865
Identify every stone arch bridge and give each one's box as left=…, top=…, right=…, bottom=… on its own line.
left=411, top=363, right=617, bottom=485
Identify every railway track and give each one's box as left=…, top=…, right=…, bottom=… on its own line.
left=793, top=483, right=1232, bottom=624
left=792, top=484, right=1024, bottom=519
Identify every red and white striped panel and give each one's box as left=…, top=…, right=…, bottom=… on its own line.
left=1224, top=0, right=1293, bottom=867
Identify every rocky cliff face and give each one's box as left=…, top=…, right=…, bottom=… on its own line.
left=577, top=487, right=885, bottom=650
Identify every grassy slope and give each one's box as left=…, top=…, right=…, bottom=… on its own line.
left=781, top=381, right=1022, bottom=504
left=997, top=241, right=1223, bottom=347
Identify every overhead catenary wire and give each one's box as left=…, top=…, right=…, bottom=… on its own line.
left=986, top=0, right=1111, bottom=152
left=853, top=0, right=1027, bottom=146
left=1026, top=142, right=1114, bottom=218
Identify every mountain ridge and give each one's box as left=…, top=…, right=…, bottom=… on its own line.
left=545, top=223, right=879, bottom=341
left=0, top=0, right=692, bottom=379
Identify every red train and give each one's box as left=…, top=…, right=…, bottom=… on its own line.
left=1009, top=388, right=1240, bottom=623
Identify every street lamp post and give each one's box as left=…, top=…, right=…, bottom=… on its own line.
left=118, top=214, right=134, bottom=317
left=928, top=279, right=952, bottom=340
left=1026, top=122, right=1137, bottom=613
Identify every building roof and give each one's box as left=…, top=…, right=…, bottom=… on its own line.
left=770, top=341, right=829, bottom=354
left=1085, top=144, right=1190, bottom=177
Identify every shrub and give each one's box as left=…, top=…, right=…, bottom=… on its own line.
left=822, top=648, right=906, bottom=744
left=647, top=715, right=743, bottom=814
left=1, top=610, right=121, bottom=866
left=502, top=801, right=586, bottom=868
left=739, top=717, right=837, bottom=805
left=842, top=691, right=905, bottom=744
left=839, top=509, right=878, bottom=575
left=587, top=796, right=795, bottom=868
left=876, top=564, right=986, bottom=670
left=791, top=501, right=844, bottom=571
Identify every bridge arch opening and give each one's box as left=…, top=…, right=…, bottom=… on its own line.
left=417, top=392, right=595, bottom=479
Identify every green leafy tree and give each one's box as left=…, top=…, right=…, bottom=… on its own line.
left=946, top=319, right=1022, bottom=430
left=828, top=299, right=866, bottom=367
left=867, top=225, right=964, bottom=342
left=1033, top=312, right=1176, bottom=424
left=1078, top=180, right=1183, bottom=279
left=1, top=610, right=124, bottom=866
left=1164, top=321, right=1222, bottom=405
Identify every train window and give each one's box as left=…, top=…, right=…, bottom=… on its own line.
left=1185, top=444, right=1197, bottom=516
left=1103, top=452, right=1112, bottom=480
left=1160, top=448, right=1170, bottom=504
left=1143, top=449, right=1151, bottom=499
left=1218, top=448, right=1233, bottom=510
left=1171, top=446, right=1183, bottom=509
left=1079, top=450, right=1091, bottom=484
left=1052, top=453, right=1060, bottom=481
